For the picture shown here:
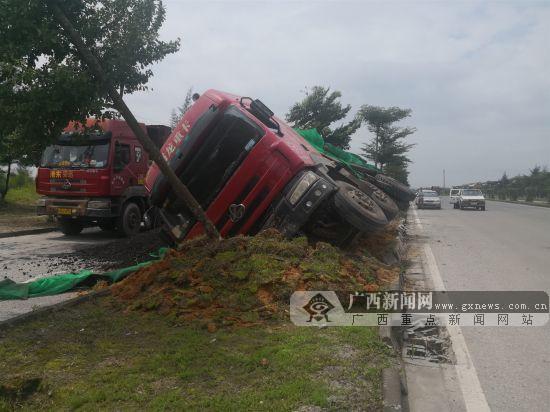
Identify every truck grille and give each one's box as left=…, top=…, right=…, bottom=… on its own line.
left=215, top=175, right=259, bottom=231
left=227, top=186, right=270, bottom=237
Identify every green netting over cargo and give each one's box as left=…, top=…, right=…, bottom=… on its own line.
left=0, top=248, right=169, bottom=301
left=294, top=128, right=379, bottom=174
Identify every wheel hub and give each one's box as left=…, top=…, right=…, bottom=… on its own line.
left=349, top=189, right=376, bottom=211
left=128, top=212, right=139, bottom=229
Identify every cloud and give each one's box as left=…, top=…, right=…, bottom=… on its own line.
left=125, top=0, right=550, bottom=187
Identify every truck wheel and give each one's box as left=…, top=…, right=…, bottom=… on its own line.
left=117, top=202, right=142, bottom=236
left=355, top=179, right=399, bottom=220
left=369, top=174, right=416, bottom=202
left=58, top=218, right=84, bottom=236
left=332, top=181, right=388, bottom=232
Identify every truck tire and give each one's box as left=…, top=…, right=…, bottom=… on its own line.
left=58, top=218, right=84, bottom=236
left=355, top=179, right=399, bottom=220
left=332, top=181, right=388, bottom=232
left=369, top=174, right=416, bottom=202
left=117, top=202, right=142, bottom=236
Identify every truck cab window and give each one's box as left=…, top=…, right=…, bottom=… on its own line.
left=114, top=143, right=130, bottom=171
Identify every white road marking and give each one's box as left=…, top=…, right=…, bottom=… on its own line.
left=412, top=207, right=491, bottom=412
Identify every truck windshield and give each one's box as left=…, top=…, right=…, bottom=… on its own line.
left=462, top=189, right=482, bottom=196
left=41, top=143, right=110, bottom=168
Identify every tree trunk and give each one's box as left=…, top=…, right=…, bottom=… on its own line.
left=374, top=125, right=380, bottom=169
left=47, top=0, right=220, bottom=240
left=1, top=161, right=12, bottom=199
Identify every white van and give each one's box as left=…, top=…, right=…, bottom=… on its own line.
left=456, top=188, right=486, bottom=210
left=449, top=188, right=460, bottom=205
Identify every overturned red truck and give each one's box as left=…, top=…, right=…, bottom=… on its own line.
left=36, top=119, right=170, bottom=236
left=146, top=89, right=414, bottom=245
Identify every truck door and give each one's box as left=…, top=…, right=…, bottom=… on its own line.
left=133, top=144, right=147, bottom=185
left=111, top=141, right=131, bottom=195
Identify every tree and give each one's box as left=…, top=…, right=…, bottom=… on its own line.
left=0, top=131, right=39, bottom=198
left=383, top=161, right=410, bottom=186
left=169, top=87, right=193, bottom=128
left=178, top=87, right=194, bottom=118
left=0, top=0, right=180, bottom=164
left=359, top=105, right=416, bottom=183
left=1, top=0, right=220, bottom=239
left=169, top=109, right=179, bottom=129
left=44, top=0, right=219, bottom=239
left=286, top=86, right=361, bottom=149
left=500, top=172, right=509, bottom=185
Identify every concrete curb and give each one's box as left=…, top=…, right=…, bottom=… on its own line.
left=379, top=216, right=409, bottom=412
left=0, top=227, right=57, bottom=239
left=383, top=368, right=403, bottom=411
left=0, top=289, right=110, bottom=331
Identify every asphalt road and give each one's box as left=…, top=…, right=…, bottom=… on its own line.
left=416, top=197, right=550, bottom=412
left=0, top=229, right=117, bottom=321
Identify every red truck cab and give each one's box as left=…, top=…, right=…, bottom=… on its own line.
left=146, top=90, right=389, bottom=244
left=36, top=119, right=169, bottom=236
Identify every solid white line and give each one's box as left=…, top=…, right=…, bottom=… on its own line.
left=412, top=208, right=491, bottom=412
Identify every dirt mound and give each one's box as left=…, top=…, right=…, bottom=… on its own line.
left=352, top=219, right=401, bottom=262
left=111, top=229, right=399, bottom=328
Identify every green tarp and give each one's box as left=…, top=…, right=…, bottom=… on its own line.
left=294, top=128, right=379, bottom=174
left=0, top=248, right=168, bottom=301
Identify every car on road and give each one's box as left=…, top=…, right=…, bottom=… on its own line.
left=456, top=188, right=486, bottom=210
left=415, top=190, right=441, bottom=209
left=449, top=187, right=460, bottom=205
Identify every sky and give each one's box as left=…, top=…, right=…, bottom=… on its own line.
left=124, top=0, right=550, bottom=188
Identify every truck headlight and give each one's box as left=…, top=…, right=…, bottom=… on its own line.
left=288, top=171, right=318, bottom=205
left=88, top=200, right=111, bottom=209
left=36, top=198, right=46, bottom=207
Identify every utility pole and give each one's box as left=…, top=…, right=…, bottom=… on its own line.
left=443, top=169, right=446, bottom=189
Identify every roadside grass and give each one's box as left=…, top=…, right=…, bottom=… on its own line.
left=0, top=183, right=53, bottom=233
left=0, top=184, right=38, bottom=214
left=0, top=298, right=394, bottom=411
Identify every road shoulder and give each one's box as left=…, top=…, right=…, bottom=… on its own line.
left=400, top=208, right=490, bottom=412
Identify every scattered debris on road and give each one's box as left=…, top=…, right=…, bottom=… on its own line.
left=402, top=317, right=453, bottom=363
